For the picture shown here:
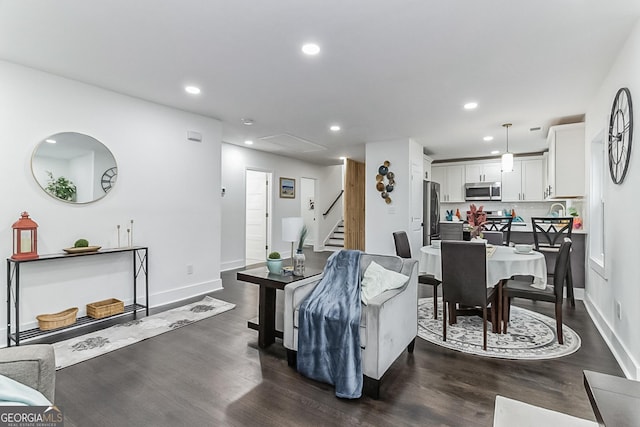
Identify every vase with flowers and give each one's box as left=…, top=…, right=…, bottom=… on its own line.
left=468, top=204, right=487, bottom=239
left=293, top=225, right=307, bottom=276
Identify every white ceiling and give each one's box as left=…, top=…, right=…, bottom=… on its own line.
left=1, top=0, right=639, bottom=165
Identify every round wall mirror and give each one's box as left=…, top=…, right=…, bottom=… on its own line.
left=31, top=132, right=117, bottom=204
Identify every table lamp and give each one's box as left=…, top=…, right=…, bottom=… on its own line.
left=282, top=217, right=303, bottom=267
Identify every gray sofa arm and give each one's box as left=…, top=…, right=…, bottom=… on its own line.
left=0, top=344, right=56, bottom=403
left=283, top=275, right=323, bottom=350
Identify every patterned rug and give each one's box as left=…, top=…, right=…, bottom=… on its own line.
left=417, top=297, right=581, bottom=359
left=53, top=296, right=235, bottom=369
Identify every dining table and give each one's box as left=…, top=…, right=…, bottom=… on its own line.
left=419, top=243, right=547, bottom=333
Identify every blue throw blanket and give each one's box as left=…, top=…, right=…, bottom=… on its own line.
left=297, top=249, right=362, bottom=399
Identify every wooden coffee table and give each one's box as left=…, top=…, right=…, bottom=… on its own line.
left=237, top=266, right=322, bottom=348
left=584, top=370, right=640, bottom=426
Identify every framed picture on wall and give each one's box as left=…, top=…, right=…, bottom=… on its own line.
left=279, top=177, right=295, bottom=198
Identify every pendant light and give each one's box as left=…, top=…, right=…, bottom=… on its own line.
left=501, top=123, right=513, bottom=172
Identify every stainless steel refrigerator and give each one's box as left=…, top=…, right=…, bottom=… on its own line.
left=423, top=181, right=440, bottom=246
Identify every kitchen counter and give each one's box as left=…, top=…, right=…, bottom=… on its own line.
left=440, top=220, right=587, bottom=234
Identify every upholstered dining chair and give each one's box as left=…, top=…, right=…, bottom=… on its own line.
left=482, top=231, right=504, bottom=246
left=393, top=231, right=441, bottom=319
left=441, top=241, right=496, bottom=350
left=502, top=238, right=572, bottom=344
left=531, top=217, right=575, bottom=307
left=482, top=216, right=513, bottom=245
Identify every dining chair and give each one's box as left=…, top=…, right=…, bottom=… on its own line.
left=482, top=216, right=513, bottom=245
left=393, top=231, right=442, bottom=319
left=531, top=217, right=575, bottom=307
left=441, top=241, right=496, bottom=350
left=502, top=238, right=572, bottom=344
left=439, top=222, right=463, bottom=241
left=483, top=231, right=504, bottom=246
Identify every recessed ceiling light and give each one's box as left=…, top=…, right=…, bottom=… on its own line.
left=242, top=118, right=254, bottom=126
left=330, top=125, right=341, bottom=132
left=185, top=86, right=201, bottom=95
left=463, top=102, right=478, bottom=110
left=491, top=150, right=500, bottom=155
left=302, top=43, right=320, bottom=55
left=339, top=156, right=347, bottom=160
left=244, top=140, right=254, bottom=145
left=45, top=139, right=56, bottom=144
left=483, top=136, right=494, bottom=141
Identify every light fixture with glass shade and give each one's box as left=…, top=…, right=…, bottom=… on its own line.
left=501, top=123, right=513, bottom=172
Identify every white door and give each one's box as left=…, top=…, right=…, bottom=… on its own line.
left=246, top=170, right=271, bottom=266
left=300, top=177, right=317, bottom=247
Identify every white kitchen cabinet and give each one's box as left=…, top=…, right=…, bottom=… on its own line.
left=546, top=123, right=585, bottom=198
left=432, top=164, right=465, bottom=202
left=502, top=158, right=545, bottom=201
left=423, top=154, right=433, bottom=181
left=465, top=162, right=502, bottom=183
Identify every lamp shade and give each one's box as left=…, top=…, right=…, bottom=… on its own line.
left=282, top=217, right=303, bottom=243
left=501, top=152, right=514, bottom=172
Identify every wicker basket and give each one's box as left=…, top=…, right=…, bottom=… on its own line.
left=87, top=298, right=124, bottom=319
left=36, top=307, right=79, bottom=331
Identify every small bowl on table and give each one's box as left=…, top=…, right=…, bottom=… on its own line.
left=431, top=240, right=441, bottom=249
left=514, top=244, right=533, bottom=254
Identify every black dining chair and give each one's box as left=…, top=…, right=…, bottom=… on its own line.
left=393, top=231, right=441, bottom=319
left=531, top=217, right=575, bottom=307
left=502, top=238, right=572, bottom=344
left=441, top=241, right=496, bottom=350
left=482, top=231, right=504, bottom=246
left=482, top=216, right=513, bottom=245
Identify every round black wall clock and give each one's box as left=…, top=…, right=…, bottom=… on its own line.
left=608, top=87, right=633, bottom=184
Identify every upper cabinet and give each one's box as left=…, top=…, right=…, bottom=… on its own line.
left=502, top=158, right=545, bottom=201
left=432, top=164, right=465, bottom=202
left=423, top=154, right=433, bottom=181
left=546, top=123, right=585, bottom=199
left=465, top=162, right=502, bottom=183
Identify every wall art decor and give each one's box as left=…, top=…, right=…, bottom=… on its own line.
left=279, top=177, right=296, bottom=198
left=375, top=160, right=394, bottom=204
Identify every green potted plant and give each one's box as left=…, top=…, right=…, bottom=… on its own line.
left=266, top=251, right=283, bottom=274
left=45, top=171, right=77, bottom=201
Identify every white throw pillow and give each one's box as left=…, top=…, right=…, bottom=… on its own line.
left=361, top=261, right=409, bottom=305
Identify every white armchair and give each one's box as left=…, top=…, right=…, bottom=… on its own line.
left=283, top=253, right=418, bottom=399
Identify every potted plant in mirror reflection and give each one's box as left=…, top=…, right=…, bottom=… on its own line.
left=45, top=171, right=77, bottom=201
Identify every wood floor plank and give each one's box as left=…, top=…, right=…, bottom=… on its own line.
left=52, top=250, right=622, bottom=426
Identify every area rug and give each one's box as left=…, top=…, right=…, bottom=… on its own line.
left=53, top=296, right=235, bottom=369
left=417, top=297, right=581, bottom=360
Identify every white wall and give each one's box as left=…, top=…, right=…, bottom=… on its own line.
left=0, top=61, right=223, bottom=345
left=584, top=19, right=640, bottom=379
left=220, top=143, right=342, bottom=270
left=365, top=139, right=423, bottom=256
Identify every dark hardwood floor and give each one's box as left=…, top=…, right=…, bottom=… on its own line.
left=53, top=250, right=622, bottom=427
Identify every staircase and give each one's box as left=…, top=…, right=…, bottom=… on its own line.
left=325, top=220, right=345, bottom=251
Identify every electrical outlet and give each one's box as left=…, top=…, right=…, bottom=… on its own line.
left=615, top=301, right=622, bottom=320
left=187, top=264, right=194, bottom=275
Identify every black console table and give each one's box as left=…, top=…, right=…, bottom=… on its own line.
left=6, top=246, right=149, bottom=346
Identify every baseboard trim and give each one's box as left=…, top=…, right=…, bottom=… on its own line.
left=584, top=293, right=639, bottom=380
left=221, top=259, right=246, bottom=271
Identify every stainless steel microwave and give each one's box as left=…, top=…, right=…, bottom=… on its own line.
left=464, top=182, right=502, bottom=201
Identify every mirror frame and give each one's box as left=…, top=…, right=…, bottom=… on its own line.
left=31, top=132, right=118, bottom=204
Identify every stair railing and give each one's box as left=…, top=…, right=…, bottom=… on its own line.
left=323, top=190, right=344, bottom=218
